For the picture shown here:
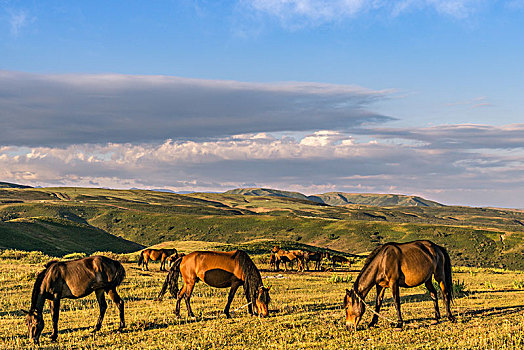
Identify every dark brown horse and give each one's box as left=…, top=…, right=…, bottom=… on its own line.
left=157, top=250, right=270, bottom=318
left=304, top=251, right=328, bottom=271
left=23, top=256, right=126, bottom=345
left=138, top=248, right=177, bottom=271
left=331, top=254, right=351, bottom=269
left=271, top=246, right=305, bottom=272
left=344, top=240, right=455, bottom=330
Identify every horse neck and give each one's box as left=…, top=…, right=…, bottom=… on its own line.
left=353, top=263, right=377, bottom=299
left=30, top=271, right=48, bottom=314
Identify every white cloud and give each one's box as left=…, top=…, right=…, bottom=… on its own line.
left=2, top=124, right=524, bottom=207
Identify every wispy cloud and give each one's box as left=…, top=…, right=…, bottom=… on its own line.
left=242, top=0, right=485, bottom=26
left=6, top=8, right=32, bottom=36
left=0, top=70, right=393, bottom=147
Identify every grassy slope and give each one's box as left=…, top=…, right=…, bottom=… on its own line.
left=225, top=187, right=444, bottom=207
left=0, top=187, right=523, bottom=269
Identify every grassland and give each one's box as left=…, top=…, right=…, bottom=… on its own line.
left=1, top=186, right=523, bottom=269
left=1, top=248, right=523, bottom=349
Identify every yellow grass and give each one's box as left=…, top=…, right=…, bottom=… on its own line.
left=0, top=257, right=523, bottom=349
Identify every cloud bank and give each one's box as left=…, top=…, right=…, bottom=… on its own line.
left=0, top=71, right=392, bottom=147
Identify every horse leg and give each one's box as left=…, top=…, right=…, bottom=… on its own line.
left=224, top=283, right=241, bottom=318
left=160, top=256, right=165, bottom=271
left=368, top=285, right=386, bottom=328
left=439, top=280, right=456, bottom=323
left=183, top=282, right=196, bottom=318
left=175, top=284, right=186, bottom=318
left=108, top=289, right=125, bottom=330
left=49, top=298, right=60, bottom=342
left=93, top=289, right=107, bottom=333
left=144, top=256, right=149, bottom=271
left=425, top=280, right=440, bottom=324
left=391, top=282, right=403, bottom=329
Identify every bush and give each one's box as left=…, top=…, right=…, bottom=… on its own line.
left=327, top=274, right=353, bottom=284
left=62, top=252, right=87, bottom=260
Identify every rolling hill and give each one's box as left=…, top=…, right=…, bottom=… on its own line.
left=0, top=186, right=522, bottom=269
left=224, top=188, right=444, bottom=207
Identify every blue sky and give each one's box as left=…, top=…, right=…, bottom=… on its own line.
left=1, top=1, right=524, bottom=207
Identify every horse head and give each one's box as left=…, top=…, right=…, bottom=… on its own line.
left=343, top=289, right=365, bottom=330
left=23, top=309, right=44, bottom=345
left=255, top=286, right=271, bottom=317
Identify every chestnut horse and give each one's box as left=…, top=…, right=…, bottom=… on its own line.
left=23, top=256, right=126, bottom=345
left=138, top=248, right=177, bottom=271
left=157, top=250, right=271, bottom=318
left=344, top=240, right=455, bottom=330
left=271, top=246, right=305, bottom=272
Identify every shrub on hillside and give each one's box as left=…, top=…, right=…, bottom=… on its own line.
left=62, top=252, right=87, bottom=260
left=0, top=249, right=51, bottom=263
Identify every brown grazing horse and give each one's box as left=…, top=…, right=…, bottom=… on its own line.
left=271, top=246, right=305, bottom=272
left=344, top=240, right=455, bottom=330
left=331, top=254, right=351, bottom=269
left=138, top=248, right=178, bottom=271
left=304, top=251, right=328, bottom=271
left=157, top=250, right=270, bottom=318
left=23, top=256, right=126, bottom=345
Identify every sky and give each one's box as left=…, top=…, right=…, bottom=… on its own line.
left=1, top=0, right=524, bottom=208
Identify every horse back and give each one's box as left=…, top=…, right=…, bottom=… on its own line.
left=382, top=241, right=440, bottom=287
left=48, top=256, right=124, bottom=298
left=181, top=251, right=245, bottom=286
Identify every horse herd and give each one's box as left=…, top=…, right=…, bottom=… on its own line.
left=23, top=240, right=456, bottom=345
left=269, top=246, right=351, bottom=272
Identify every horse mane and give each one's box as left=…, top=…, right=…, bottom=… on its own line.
left=30, top=260, right=59, bottom=310
left=233, top=250, right=262, bottom=304
left=353, top=243, right=395, bottom=291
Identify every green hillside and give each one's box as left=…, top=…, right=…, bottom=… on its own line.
left=309, top=192, right=444, bottom=207
left=224, top=188, right=311, bottom=201
left=0, top=186, right=522, bottom=269
left=224, top=187, right=444, bottom=207
left=0, top=216, right=143, bottom=256
left=0, top=181, right=32, bottom=189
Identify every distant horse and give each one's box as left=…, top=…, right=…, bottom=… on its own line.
left=344, top=240, right=455, bottom=330
left=331, top=255, right=351, bottom=269
left=304, top=251, right=328, bottom=271
left=271, top=246, right=305, bottom=272
left=23, top=256, right=126, bottom=345
left=269, top=253, right=277, bottom=271
left=157, top=250, right=271, bottom=318
left=138, top=248, right=178, bottom=271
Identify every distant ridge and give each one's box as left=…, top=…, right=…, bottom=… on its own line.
left=225, top=188, right=444, bottom=207
left=0, top=182, right=32, bottom=189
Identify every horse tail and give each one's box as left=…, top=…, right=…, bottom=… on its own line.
left=441, top=246, right=454, bottom=303
left=234, top=250, right=262, bottom=306
left=156, top=257, right=182, bottom=301
left=138, top=251, right=144, bottom=267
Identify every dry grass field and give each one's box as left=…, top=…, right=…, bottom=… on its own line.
left=0, top=250, right=523, bottom=349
